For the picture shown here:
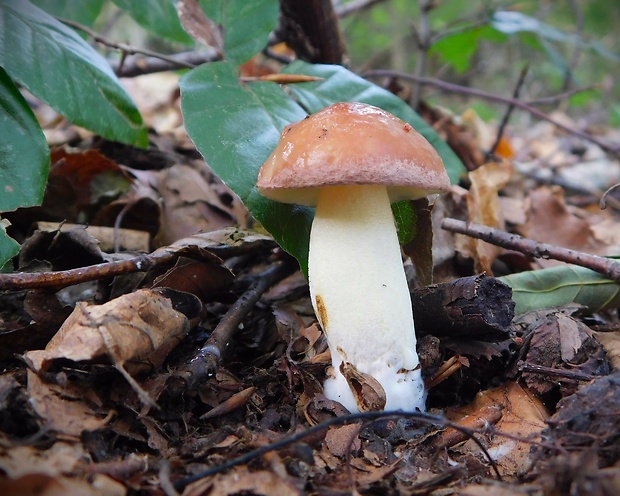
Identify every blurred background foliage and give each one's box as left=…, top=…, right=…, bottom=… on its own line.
left=339, top=0, right=619, bottom=125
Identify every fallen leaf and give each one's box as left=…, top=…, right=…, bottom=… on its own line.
left=324, top=423, right=361, bottom=458
left=456, top=161, right=513, bottom=274
left=183, top=468, right=303, bottom=496
left=24, top=289, right=190, bottom=407
left=518, top=186, right=603, bottom=267
left=443, top=381, right=549, bottom=476
left=26, top=371, right=109, bottom=437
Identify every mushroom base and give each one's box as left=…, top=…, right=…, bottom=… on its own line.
left=308, top=185, right=426, bottom=413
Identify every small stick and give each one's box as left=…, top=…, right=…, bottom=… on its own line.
left=519, top=363, right=595, bottom=382
left=180, top=262, right=294, bottom=389
left=441, top=218, right=620, bottom=284
left=488, top=65, right=528, bottom=158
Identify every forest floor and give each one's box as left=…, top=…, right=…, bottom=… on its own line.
left=1, top=71, right=620, bottom=496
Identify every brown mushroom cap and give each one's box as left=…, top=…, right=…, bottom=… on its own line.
left=257, top=102, right=451, bottom=206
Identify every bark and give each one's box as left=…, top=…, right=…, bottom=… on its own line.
left=413, top=274, right=515, bottom=339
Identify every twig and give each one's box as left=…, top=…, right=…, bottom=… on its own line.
left=110, top=50, right=218, bottom=77
left=363, top=69, right=620, bottom=155
left=519, top=363, right=595, bottom=382
left=171, top=410, right=501, bottom=492
left=409, top=0, right=435, bottom=109
left=441, top=218, right=620, bottom=284
left=334, top=0, right=388, bottom=17
left=488, top=65, right=529, bottom=158
left=179, top=261, right=295, bottom=389
left=0, top=230, right=274, bottom=291
left=59, top=18, right=199, bottom=71
left=527, top=84, right=599, bottom=105
left=562, top=0, right=584, bottom=91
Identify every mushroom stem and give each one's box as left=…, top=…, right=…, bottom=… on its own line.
left=308, top=185, right=426, bottom=412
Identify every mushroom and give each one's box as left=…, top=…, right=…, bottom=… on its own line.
left=257, top=102, right=451, bottom=412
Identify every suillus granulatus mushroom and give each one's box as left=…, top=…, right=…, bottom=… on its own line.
left=257, top=102, right=450, bottom=412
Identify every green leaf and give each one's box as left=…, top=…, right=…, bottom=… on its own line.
left=31, top=0, right=104, bottom=26
left=180, top=61, right=461, bottom=275
left=180, top=61, right=312, bottom=270
left=200, top=0, right=279, bottom=65
left=0, top=66, right=50, bottom=212
left=0, top=0, right=147, bottom=148
left=281, top=61, right=466, bottom=185
left=499, top=264, right=620, bottom=315
left=430, top=29, right=482, bottom=74
left=111, top=0, right=193, bottom=45
left=0, top=220, right=19, bottom=271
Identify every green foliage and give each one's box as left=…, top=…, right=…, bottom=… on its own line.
left=0, top=67, right=50, bottom=212
left=0, top=0, right=148, bottom=148
left=181, top=61, right=464, bottom=274
left=430, top=26, right=507, bottom=75
left=200, top=0, right=280, bottom=65
left=111, top=0, right=193, bottom=44
left=500, top=264, right=620, bottom=315
left=30, top=0, right=105, bottom=26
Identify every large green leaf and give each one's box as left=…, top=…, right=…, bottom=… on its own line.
left=31, top=0, right=105, bottom=26
left=200, top=0, right=279, bottom=65
left=0, top=0, right=147, bottom=148
left=181, top=61, right=461, bottom=274
left=111, top=0, right=193, bottom=45
left=181, top=62, right=312, bottom=269
left=0, top=66, right=50, bottom=212
left=500, top=264, right=620, bottom=315
left=282, top=61, right=466, bottom=184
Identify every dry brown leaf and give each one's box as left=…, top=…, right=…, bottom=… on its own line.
left=26, top=371, right=110, bottom=437
left=183, top=468, right=303, bottom=496
left=593, top=331, right=620, bottom=371
left=523, top=312, right=603, bottom=396
left=25, top=289, right=188, bottom=375
left=456, top=161, right=514, bottom=274
left=176, top=0, right=224, bottom=53
left=445, top=381, right=548, bottom=476
left=24, top=289, right=189, bottom=408
left=518, top=186, right=603, bottom=267
left=0, top=473, right=126, bottom=496
left=0, top=440, right=87, bottom=478
left=155, top=163, right=244, bottom=245
left=324, top=423, right=362, bottom=458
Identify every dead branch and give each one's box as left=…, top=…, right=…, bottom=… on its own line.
left=0, top=230, right=275, bottom=291
left=363, top=69, right=620, bottom=155
left=178, top=261, right=295, bottom=389
left=441, top=218, right=620, bottom=283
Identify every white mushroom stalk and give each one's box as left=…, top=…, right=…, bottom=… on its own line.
left=309, top=185, right=424, bottom=412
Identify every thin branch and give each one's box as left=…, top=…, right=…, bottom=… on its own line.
left=111, top=50, right=218, bottom=77
left=409, top=0, right=435, bottom=109
left=526, top=83, right=600, bottom=105
left=334, top=0, right=388, bottom=17
left=363, top=69, right=620, bottom=155
left=488, top=65, right=529, bottom=158
left=177, top=261, right=295, bottom=389
left=441, top=218, right=620, bottom=284
left=171, top=410, right=501, bottom=492
left=59, top=18, right=199, bottom=70
left=0, top=231, right=273, bottom=291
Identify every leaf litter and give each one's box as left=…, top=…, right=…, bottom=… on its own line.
left=1, top=70, right=620, bottom=495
